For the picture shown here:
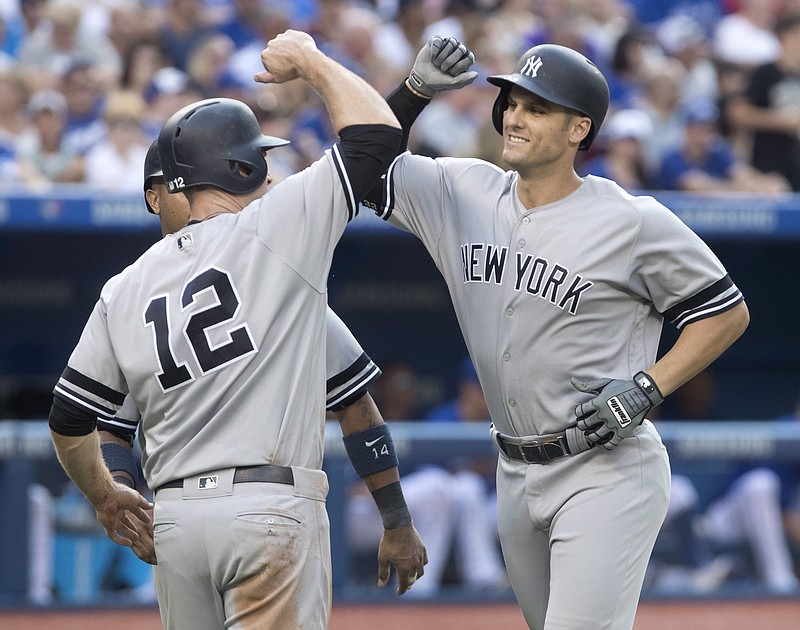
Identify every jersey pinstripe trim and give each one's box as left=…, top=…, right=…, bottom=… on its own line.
left=331, top=142, right=357, bottom=222
left=326, top=352, right=381, bottom=412
left=373, top=153, right=401, bottom=221
left=53, top=366, right=125, bottom=420
left=96, top=416, right=139, bottom=439
left=663, top=275, right=744, bottom=329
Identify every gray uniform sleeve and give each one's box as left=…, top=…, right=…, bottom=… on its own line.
left=325, top=308, right=381, bottom=411
left=53, top=278, right=128, bottom=421
left=96, top=395, right=140, bottom=442
left=630, top=196, right=744, bottom=328
left=370, top=153, right=505, bottom=259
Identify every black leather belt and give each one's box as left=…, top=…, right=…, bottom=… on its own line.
left=495, top=431, right=572, bottom=464
left=155, top=464, right=294, bottom=493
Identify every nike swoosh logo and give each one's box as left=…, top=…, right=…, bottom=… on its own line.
left=365, top=436, right=385, bottom=447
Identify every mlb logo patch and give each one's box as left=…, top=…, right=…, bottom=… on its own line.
left=178, top=233, right=193, bottom=250
left=198, top=475, right=218, bottom=490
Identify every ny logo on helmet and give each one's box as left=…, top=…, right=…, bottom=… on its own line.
left=520, top=56, right=543, bottom=78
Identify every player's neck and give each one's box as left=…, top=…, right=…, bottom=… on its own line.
left=515, top=170, right=584, bottom=210
left=189, top=190, right=248, bottom=222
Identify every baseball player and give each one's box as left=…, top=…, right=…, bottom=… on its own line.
left=95, top=142, right=428, bottom=593
left=48, top=29, right=425, bottom=629
left=364, top=40, right=750, bottom=629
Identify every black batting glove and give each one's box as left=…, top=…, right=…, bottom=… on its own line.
left=408, top=36, right=478, bottom=98
left=571, top=372, right=663, bottom=450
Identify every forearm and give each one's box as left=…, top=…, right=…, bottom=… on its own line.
left=51, top=429, right=116, bottom=507
left=337, top=394, right=411, bottom=526
left=648, top=301, right=749, bottom=395
left=336, top=394, right=398, bottom=491
left=388, top=81, right=432, bottom=153
left=301, top=49, right=398, bottom=134
left=729, top=99, right=799, bottom=134
left=99, top=430, right=137, bottom=488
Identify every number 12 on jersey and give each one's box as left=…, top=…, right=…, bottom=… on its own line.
left=144, top=267, right=256, bottom=392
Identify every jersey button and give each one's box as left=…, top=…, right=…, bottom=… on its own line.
left=503, top=353, right=511, bottom=361
left=518, top=239, right=526, bottom=248
left=509, top=399, right=517, bottom=407
left=506, top=307, right=514, bottom=316
left=522, top=217, right=530, bottom=225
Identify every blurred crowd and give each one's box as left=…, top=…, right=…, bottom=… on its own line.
left=0, top=0, right=799, bottom=193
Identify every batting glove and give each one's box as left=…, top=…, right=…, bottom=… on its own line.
left=408, top=36, right=478, bottom=98
left=571, top=372, right=663, bottom=450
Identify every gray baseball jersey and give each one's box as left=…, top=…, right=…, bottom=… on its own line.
left=55, top=146, right=356, bottom=491
left=375, top=158, right=741, bottom=437
left=372, top=154, right=742, bottom=629
left=97, top=307, right=381, bottom=448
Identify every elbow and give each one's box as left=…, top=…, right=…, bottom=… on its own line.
left=732, top=301, right=750, bottom=340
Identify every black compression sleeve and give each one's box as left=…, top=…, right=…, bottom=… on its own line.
left=385, top=81, right=431, bottom=153
left=361, top=81, right=431, bottom=210
left=337, top=124, right=402, bottom=202
left=49, top=395, right=98, bottom=436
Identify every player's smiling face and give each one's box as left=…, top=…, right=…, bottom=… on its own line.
left=501, top=87, right=589, bottom=177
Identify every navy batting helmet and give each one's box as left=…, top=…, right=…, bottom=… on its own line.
left=487, top=44, right=610, bottom=151
left=143, top=140, right=162, bottom=214
left=158, top=98, right=289, bottom=195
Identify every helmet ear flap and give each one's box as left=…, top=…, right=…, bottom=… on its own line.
left=491, top=89, right=509, bottom=135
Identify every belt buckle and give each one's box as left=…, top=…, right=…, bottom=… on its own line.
left=520, top=435, right=562, bottom=464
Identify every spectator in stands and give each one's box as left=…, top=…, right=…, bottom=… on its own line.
left=577, top=0, right=634, bottom=69
left=156, top=0, right=215, bottom=71
left=655, top=13, right=718, bottom=107
left=15, top=88, right=83, bottom=186
left=141, top=66, right=204, bottom=139
left=0, top=64, right=28, bottom=149
left=423, top=0, right=498, bottom=52
left=713, top=0, right=782, bottom=70
left=83, top=90, right=149, bottom=192
left=715, top=59, right=753, bottom=159
left=413, top=86, right=481, bottom=158
left=59, top=60, right=107, bottom=156
left=603, top=25, right=659, bottom=109
left=427, top=357, right=490, bottom=426
left=322, top=5, right=394, bottom=90
left=726, top=12, right=800, bottom=192
left=657, top=99, right=790, bottom=193
left=632, top=57, right=690, bottom=176
left=212, top=0, right=263, bottom=50
left=120, top=36, right=170, bottom=98
left=371, top=359, right=427, bottom=422
left=579, top=108, right=656, bottom=191
left=13, top=0, right=47, bottom=53
left=225, top=6, right=291, bottom=93
left=372, top=0, right=429, bottom=77
left=101, top=1, right=157, bottom=64
left=184, top=32, right=235, bottom=98
left=305, top=0, right=350, bottom=47
left=16, top=0, right=121, bottom=90
left=251, top=92, right=305, bottom=184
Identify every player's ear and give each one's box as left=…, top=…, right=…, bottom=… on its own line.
left=569, top=115, right=592, bottom=149
left=145, top=188, right=161, bottom=216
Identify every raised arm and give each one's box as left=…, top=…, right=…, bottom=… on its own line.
left=255, top=29, right=398, bottom=134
